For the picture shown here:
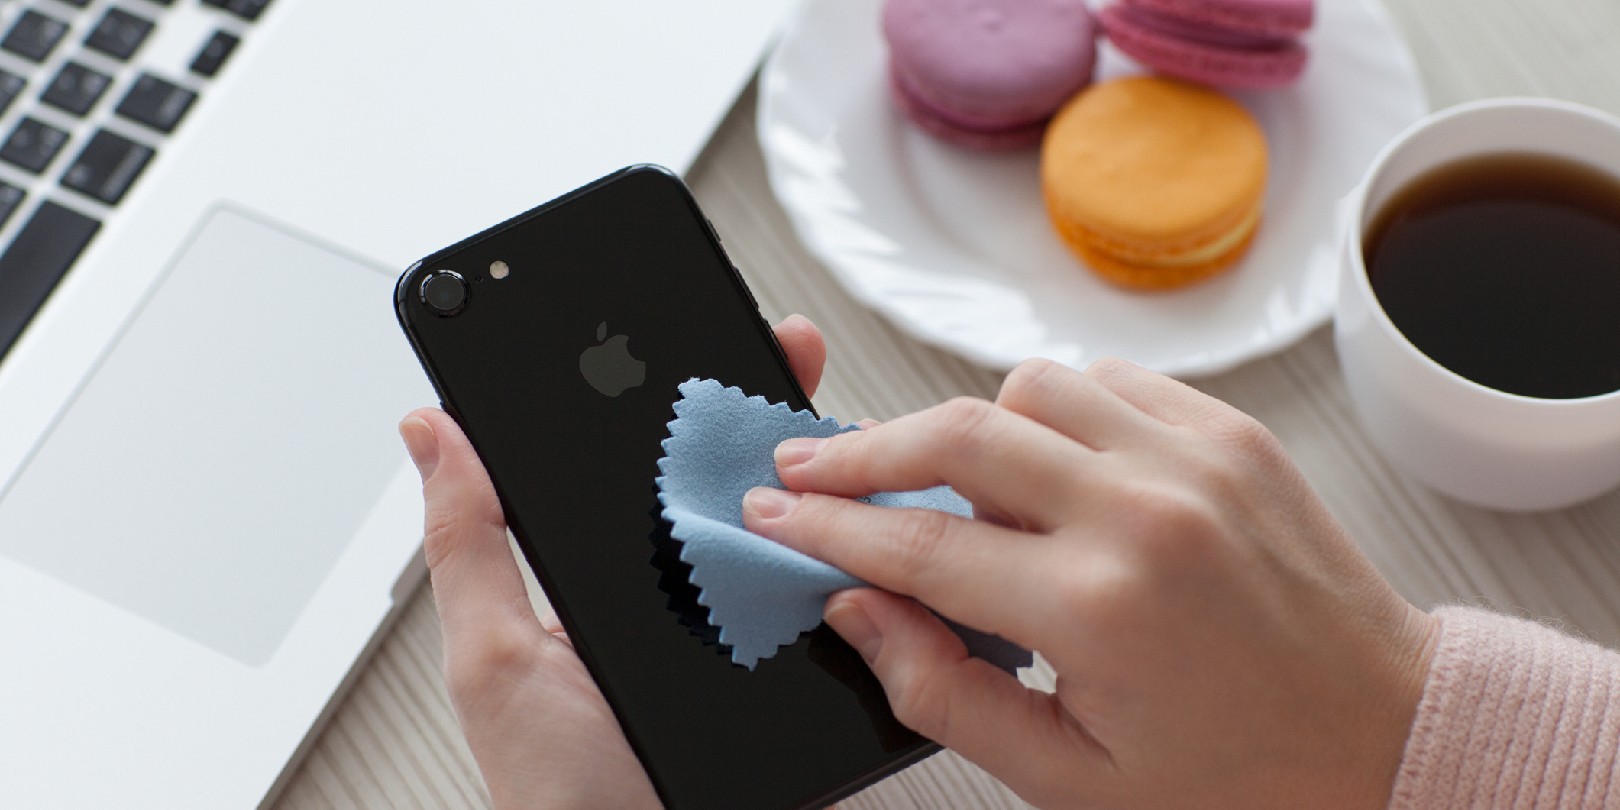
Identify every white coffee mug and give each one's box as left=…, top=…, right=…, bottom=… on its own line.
left=1335, top=98, right=1620, bottom=511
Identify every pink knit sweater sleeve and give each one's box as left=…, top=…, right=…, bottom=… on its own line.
left=1389, top=606, right=1620, bottom=808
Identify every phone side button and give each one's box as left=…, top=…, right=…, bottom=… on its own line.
left=734, top=265, right=758, bottom=309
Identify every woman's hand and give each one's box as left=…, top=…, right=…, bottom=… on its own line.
left=401, top=315, right=827, bottom=810
left=743, top=357, right=1439, bottom=809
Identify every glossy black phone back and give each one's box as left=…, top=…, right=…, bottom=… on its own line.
left=395, top=166, right=930, bottom=809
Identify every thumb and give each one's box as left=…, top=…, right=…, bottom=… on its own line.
left=825, top=589, right=1104, bottom=804
left=400, top=409, right=539, bottom=654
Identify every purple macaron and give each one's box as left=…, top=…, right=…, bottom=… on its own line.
left=1099, top=0, right=1314, bottom=89
left=882, top=0, right=1099, bottom=150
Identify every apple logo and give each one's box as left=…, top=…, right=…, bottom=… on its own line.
left=579, top=321, right=646, bottom=397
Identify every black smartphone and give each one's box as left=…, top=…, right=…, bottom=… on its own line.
left=394, top=165, right=932, bottom=809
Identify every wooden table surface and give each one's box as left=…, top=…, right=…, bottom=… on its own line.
left=273, top=0, right=1620, bottom=806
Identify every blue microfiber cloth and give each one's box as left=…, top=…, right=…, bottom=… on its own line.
left=656, top=378, right=1031, bottom=672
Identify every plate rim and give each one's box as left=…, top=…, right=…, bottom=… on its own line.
left=757, top=0, right=1428, bottom=377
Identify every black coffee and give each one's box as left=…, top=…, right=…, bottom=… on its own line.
left=1364, top=152, right=1620, bottom=399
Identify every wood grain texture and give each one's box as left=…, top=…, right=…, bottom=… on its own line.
left=274, top=1, right=1620, bottom=806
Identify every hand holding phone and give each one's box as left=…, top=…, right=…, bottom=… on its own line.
left=395, top=167, right=932, bottom=809
left=400, top=405, right=660, bottom=809
left=397, top=312, right=828, bottom=809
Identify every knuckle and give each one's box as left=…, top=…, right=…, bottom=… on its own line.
left=1116, top=479, right=1222, bottom=560
left=824, top=430, right=879, bottom=488
left=1082, top=356, right=1141, bottom=385
left=998, top=357, right=1068, bottom=408
left=443, top=623, right=537, bottom=704
left=1053, top=548, right=1142, bottom=622
left=1184, top=410, right=1290, bottom=499
left=887, top=664, right=955, bottom=742
left=1154, top=488, right=1221, bottom=549
left=420, top=502, right=461, bottom=570
left=783, top=493, right=841, bottom=553
left=1149, top=480, right=1216, bottom=532
left=930, top=396, right=998, bottom=451
left=1207, top=408, right=1278, bottom=456
left=886, top=508, right=957, bottom=583
left=420, top=487, right=507, bottom=571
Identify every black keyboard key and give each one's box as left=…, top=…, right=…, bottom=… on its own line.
left=42, top=62, right=113, bottom=116
left=190, top=30, right=239, bottom=77
left=1, top=117, right=69, bottom=174
left=0, top=70, right=24, bottom=117
left=58, top=0, right=94, bottom=6
left=85, top=8, right=154, bottom=61
left=0, top=182, right=23, bottom=229
left=62, top=130, right=153, bottom=206
left=2, top=11, right=69, bottom=62
left=116, top=74, right=196, bottom=134
left=0, top=201, right=101, bottom=361
left=202, top=0, right=272, bottom=22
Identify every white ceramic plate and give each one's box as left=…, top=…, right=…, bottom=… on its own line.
left=758, top=0, right=1426, bottom=376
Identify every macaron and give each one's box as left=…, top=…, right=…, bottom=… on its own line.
left=1099, top=0, right=1313, bottom=89
left=1041, top=76, right=1268, bottom=290
left=882, top=0, right=1099, bottom=150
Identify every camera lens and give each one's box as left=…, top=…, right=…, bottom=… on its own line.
left=420, top=269, right=468, bottom=316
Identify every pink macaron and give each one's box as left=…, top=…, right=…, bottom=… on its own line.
left=882, top=0, right=1099, bottom=150
left=1099, top=0, right=1313, bottom=89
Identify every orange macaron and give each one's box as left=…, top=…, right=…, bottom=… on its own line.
left=1040, top=76, right=1268, bottom=290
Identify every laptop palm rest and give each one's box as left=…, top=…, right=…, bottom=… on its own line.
left=0, top=206, right=428, bottom=665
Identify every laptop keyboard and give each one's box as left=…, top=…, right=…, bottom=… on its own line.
left=0, top=0, right=267, bottom=361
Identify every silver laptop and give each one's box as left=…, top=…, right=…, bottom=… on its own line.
left=0, top=0, right=795, bottom=805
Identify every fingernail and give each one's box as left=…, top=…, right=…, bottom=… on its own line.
left=826, top=597, right=882, bottom=664
left=743, top=486, right=801, bottom=520
left=775, top=437, right=825, bottom=469
left=400, top=416, right=439, bottom=481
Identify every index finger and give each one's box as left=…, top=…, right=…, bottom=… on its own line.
left=775, top=397, right=1093, bottom=533
left=743, top=488, right=1048, bottom=647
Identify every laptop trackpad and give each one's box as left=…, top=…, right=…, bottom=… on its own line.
left=0, top=207, right=429, bottom=665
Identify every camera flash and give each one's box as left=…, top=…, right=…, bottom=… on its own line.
left=489, top=260, right=510, bottom=280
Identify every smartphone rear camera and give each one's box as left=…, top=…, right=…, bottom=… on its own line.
left=420, top=269, right=469, bottom=316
